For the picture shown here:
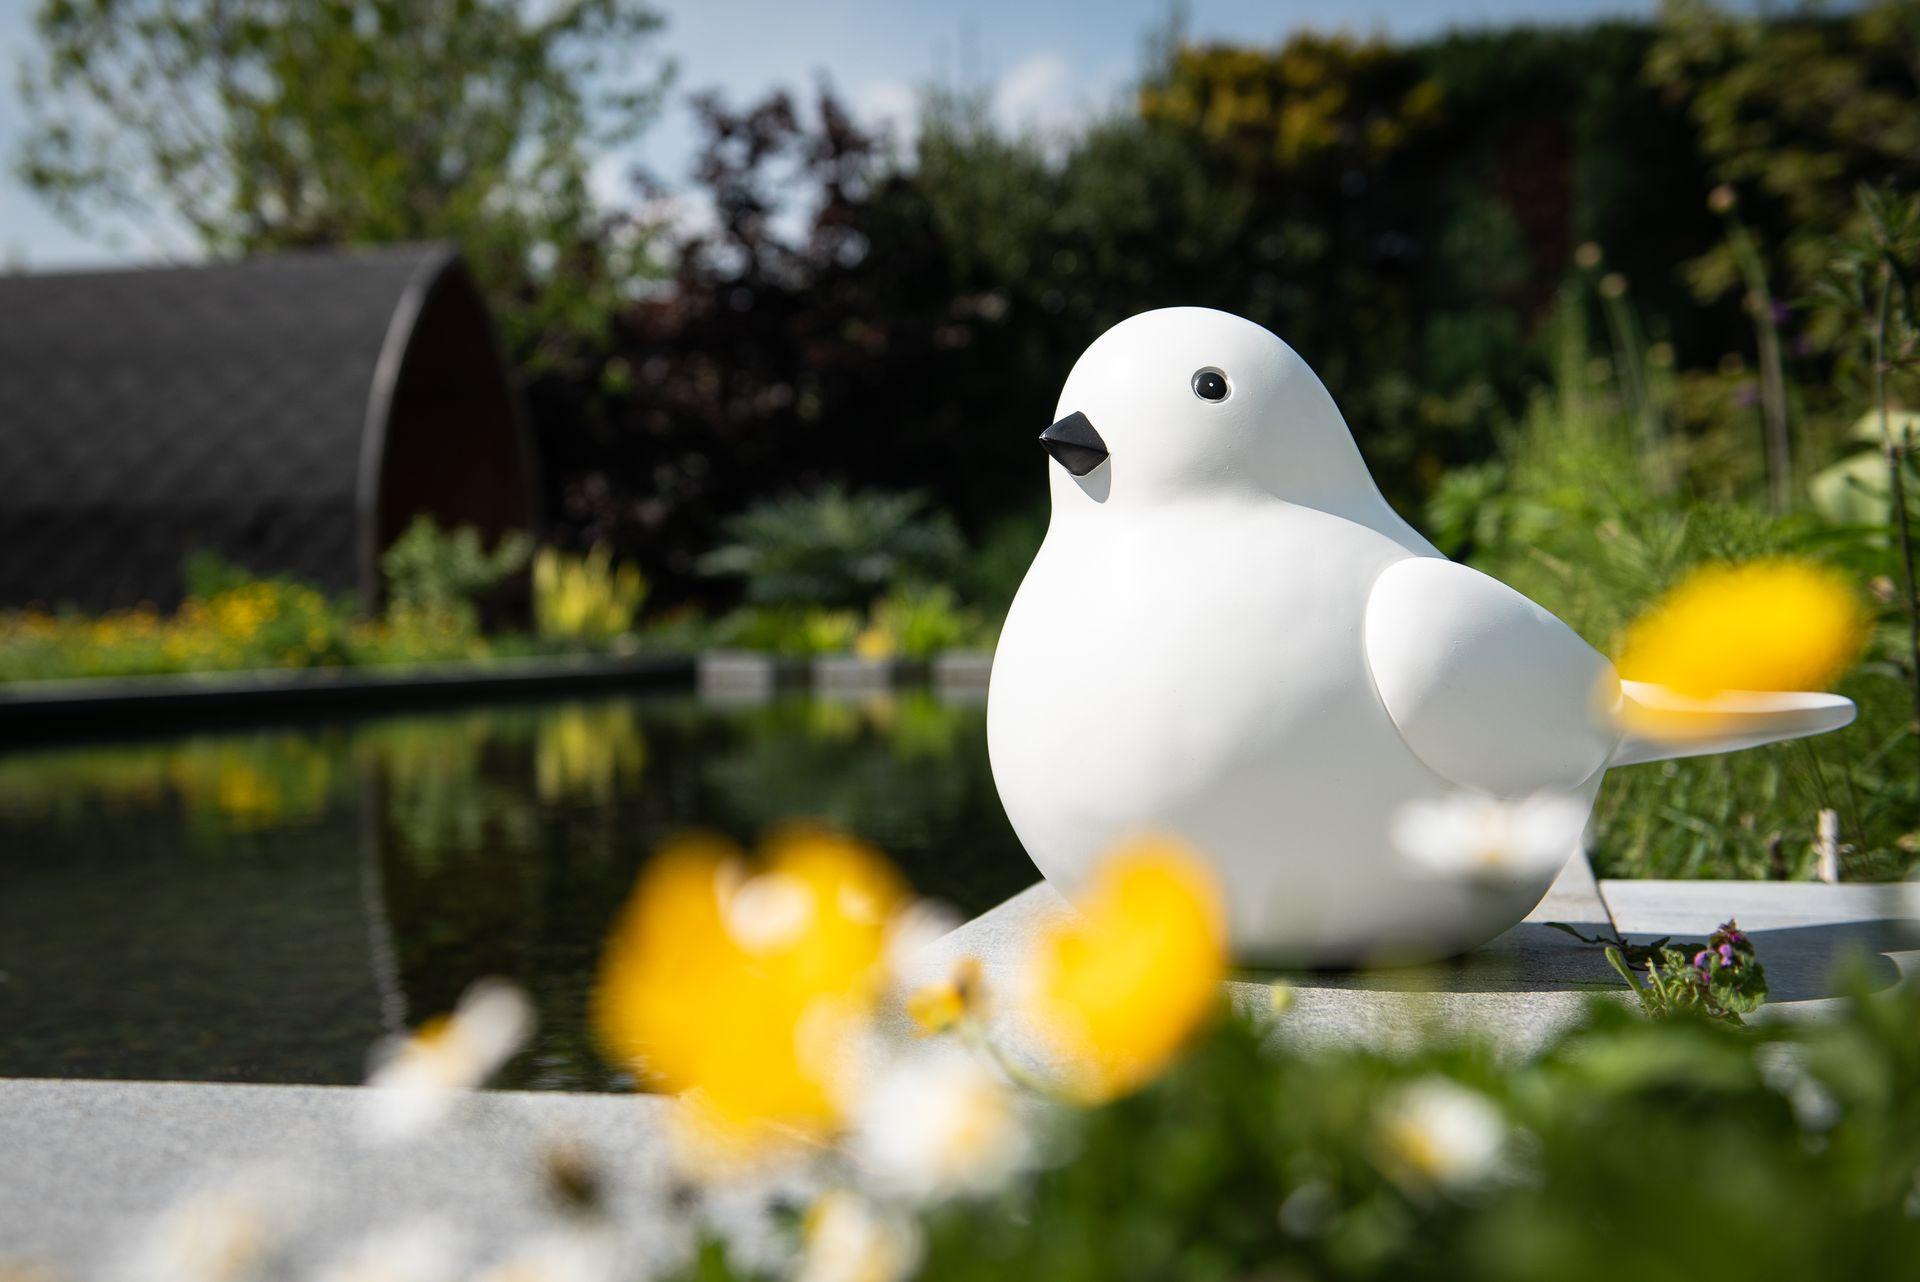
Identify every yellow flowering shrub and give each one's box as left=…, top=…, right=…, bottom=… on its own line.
left=1615, top=558, right=1867, bottom=696
left=534, top=545, right=647, bottom=642
left=1026, top=838, right=1228, bottom=1102
left=592, top=826, right=908, bottom=1155
left=0, top=565, right=493, bottom=683
left=0, top=578, right=357, bottom=681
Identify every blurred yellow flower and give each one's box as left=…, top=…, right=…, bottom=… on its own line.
left=592, top=826, right=907, bottom=1155
left=853, top=626, right=895, bottom=661
left=1025, top=838, right=1227, bottom=1102
left=1616, top=558, right=1866, bottom=696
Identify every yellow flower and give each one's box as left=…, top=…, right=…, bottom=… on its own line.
left=905, top=957, right=984, bottom=1036
left=1616, top=558, right=1866, bottom=697
left=1024, top=838, right=1227, bottom=1102
left=853, top=626, right=895, bottom=661
left=592, top=826, right=907, bottom=1157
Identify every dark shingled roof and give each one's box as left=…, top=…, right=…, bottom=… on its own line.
left=0, top=244, right=537, bottom=612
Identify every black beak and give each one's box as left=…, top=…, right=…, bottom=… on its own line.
left=1039, top=411, right=1109, bottom=476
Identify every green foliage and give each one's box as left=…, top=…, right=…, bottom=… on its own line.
left=1649, top=0, right=1920, bottom=326
left=0, top=540, right=554, bottom=683
left=1810, top=411, right=1920, bottom=527
left=712, top=606, right=862, bottom=657
left=700, top=486, right=965, bottom=612
left=959, top=511, right=1048, bottom=618
left=682, top=973, right=1920, bottom=1280
left=0, top=555, right=365, bottom=680
left=705, top=586, right=990, bottom=660
left=1430, top=292, right=1917, bottom=880
left=15, top=0, right=669, bottom=364
left=1604, top=918, right=1769, bottom=1021
left=864, top=585, right=986, bottom=659
left=381, top=516, right=532, bottom=630
left=597, top=25, right=1720, bottom=594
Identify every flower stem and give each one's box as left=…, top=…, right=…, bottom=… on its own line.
left=1724, top=211, right=1794, bottom=512
left=1872, top=265, right=1920, bottom=779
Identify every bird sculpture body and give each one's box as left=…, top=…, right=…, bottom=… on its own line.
left=987, top=307, right=1855, bottom=964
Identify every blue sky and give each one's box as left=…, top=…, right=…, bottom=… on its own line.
left=0, top=0, right=1661, bottom=269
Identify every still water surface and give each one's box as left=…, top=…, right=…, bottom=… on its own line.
left=0, top=692, right=1033, bottom=1091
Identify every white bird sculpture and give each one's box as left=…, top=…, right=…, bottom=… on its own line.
left=987, top=307, right=1855, bottom=964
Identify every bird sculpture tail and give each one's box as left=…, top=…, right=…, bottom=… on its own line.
left=1609, top=679, right=1857, bottom=767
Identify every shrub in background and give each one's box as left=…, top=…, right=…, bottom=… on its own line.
left=535, top=545, right=648, bottom=643
left=700, top=485, right=965, bottom=612
left=381, top=517, right=534, bottom=633
left=858, top=586, right=986, bottom=660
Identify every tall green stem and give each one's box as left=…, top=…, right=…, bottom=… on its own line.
left=1725, top=216, right=1793, bottom=512
left=1597, top=289, right=1668, bottom=492
left=1872, top=268, right=1920, bottom=777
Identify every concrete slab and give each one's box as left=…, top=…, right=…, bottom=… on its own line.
left=1599, top=878, right=1920, bottom=1009
left=930, top=651, right=993, bottom=701
left=811, top=656, right=928, bottom=693
left=894, top=854, right=1629, bottom=1062
left=0, top=1079, right=804, bottom=1279
left=695, top=651, right=803, bottom=702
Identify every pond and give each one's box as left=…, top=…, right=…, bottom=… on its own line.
left=0, top=691, right=1034, bottom=1092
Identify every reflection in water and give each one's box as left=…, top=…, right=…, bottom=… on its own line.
left=0, top=692, right=1032, bottom=1091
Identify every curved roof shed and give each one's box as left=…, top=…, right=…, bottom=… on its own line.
left=0, top=244, right=538, bottom=612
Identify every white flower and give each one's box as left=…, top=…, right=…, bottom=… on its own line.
left=851, top=1047, right=1031, bottom=1202
left=1390, top=792, right=1588, bottom=884
left=1374, top=1077, right=1507, bottom=1193
left=119, top=1165, right=308, bottom=1282
left=310, top=1220, right=464, bottom=1282
left=362, top=978, right=535, bottom=1142
left=470, top=1226, right=617, bottom=1282
left=796, top=1192, right=920, bottom=1282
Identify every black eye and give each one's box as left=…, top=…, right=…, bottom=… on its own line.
left=1191, top=368, right=1229, bottom=402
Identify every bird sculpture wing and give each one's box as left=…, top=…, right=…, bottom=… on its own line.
left=1363, top=557, right=1622, bottom=798
left=1364, top=558, right=1859, bottom=794
left=1608, top=681, right=1855, bottom=765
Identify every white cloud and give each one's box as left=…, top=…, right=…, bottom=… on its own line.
left=992, top=52, right=1074, bottom=132
left=857, top=79, right=918, bottom=128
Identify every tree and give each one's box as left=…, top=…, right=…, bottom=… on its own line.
left=1649, top=0, right=1920, bottom=321
left=15, top=0, right=670, bottom=368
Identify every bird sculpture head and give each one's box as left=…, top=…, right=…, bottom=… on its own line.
left=1039, top=306, right=1432, bottom=544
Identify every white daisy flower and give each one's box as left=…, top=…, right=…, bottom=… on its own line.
left=851, top=1047, right=1031, bottom=1202
left=119, top=1165, right=308, bottom=1282
left=471, top=1226, right=618, bottom=1282
left=362, top=977, right=535, bottom=1142
left=310, top=1220, right=465, bottom=1282
left=1390, top=792, right=1588, bottom=884
left=795, top=1192, right=921, bottom=1282
left=1374, top=1077, right=1507, bottom=1193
